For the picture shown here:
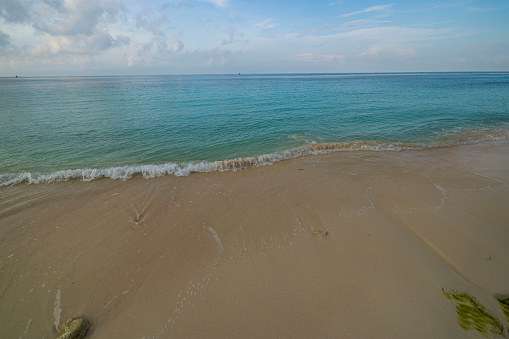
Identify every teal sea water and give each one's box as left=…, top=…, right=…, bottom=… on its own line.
left=1, top=72, right=508, bottom=185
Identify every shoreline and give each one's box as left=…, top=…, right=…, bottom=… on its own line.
left=1, top=140, right=509, bottom=338
left=2, top=123, right=508, bottom=187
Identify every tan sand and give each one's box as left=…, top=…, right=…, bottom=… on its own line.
left=1, top=140, right=509, bottom=338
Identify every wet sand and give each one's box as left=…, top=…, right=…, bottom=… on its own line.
left=1, top=140, right=509, bottom=338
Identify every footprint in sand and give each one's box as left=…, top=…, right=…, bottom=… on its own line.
left=131, top=202, right=149, bottom=228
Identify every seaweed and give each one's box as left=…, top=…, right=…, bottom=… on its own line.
left=57, top=317, right=90, bottom=339
left=443, top=289, right=504, bottom=337
left=498, top=298, right=509, bottom=324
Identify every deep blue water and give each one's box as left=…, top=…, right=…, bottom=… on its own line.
left=1, top=72, right=508, bottom=185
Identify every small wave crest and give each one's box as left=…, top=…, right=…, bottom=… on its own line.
left=1, top=125, right=507, bottom=186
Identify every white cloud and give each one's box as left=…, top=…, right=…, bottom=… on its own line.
left=341, top=19, right=392, bottom=29
left=358, top=45, right=416, bottom=59
left=133, top=6, right=183, bottom=56
left=432, top=2, right=463, bottom=9
left=203, top=54, right=227, bottom=66
left=199, top=0, right=229, bottom=8
left=1, top=0, right=127, bottom=58
left=332, top=26, right=454, bottom=43
left=466, top=7, right=500, bottom=13
left=161, top=1, right=193, bottom=10
left=296, top=53, right=344, bottom=63
left=254, top=18, right=275, bottom=30
left=170, top=38, right=184, bottom=52
left=341, top=4, right=395, bottom=18
left=202, top=18, right=218, bottom=30
left=221, top=26, right=246, bottom=46
left=32, top=0, right=125, bottom=37
left=359, top=46, right=381, bottom=56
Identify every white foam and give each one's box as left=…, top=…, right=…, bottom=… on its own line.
left=0, top=144, right=414, bottom=186
left=473, top=172, right=505, bottom=184
left=122, top=279, right=135, bottom=295
left=206, top=226, right=224, bottom=252
left=21, top=319, right=32, bottom=338
left=434, top=184, right=448, bottom=209
left=54, top=289, right=62, bottom=329
left=434, top=184, right=447, bottom=196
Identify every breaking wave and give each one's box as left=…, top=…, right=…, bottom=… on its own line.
left=1, top=126, right=508, bottom=186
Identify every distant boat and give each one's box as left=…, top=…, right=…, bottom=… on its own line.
left=15, top=75, right=18, bottom=78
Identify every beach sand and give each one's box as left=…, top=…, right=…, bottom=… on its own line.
left=1, top=140, right=509, bottom=338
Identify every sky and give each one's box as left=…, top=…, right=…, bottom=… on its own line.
left=0, top=0, right=508, bottom=76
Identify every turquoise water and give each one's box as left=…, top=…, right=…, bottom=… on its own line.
left=1, top=72, right=508, bottom=185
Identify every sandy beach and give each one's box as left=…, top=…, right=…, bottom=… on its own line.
left=1, top=140, right=509, bottom=338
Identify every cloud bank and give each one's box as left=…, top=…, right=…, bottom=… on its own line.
left=0, top=0, right=508, bottom=75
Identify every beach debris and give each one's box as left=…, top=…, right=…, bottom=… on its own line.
left=57, top=317, right=90, bottom=339
left=312, top=230, right=328, bottom=238
left=442, top=289, right=504, bottom=337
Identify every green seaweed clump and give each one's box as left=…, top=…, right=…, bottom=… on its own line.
left=57, top=317, right=90, bottom=339
left=498, top=298, right=509, bottom=324
left=443, top=289, right=504, bottom=337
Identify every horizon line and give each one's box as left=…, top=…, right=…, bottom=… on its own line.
left=3, top=70, right=509, bottom=78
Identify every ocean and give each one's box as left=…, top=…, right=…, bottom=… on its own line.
left=1, top=72, right=508, bottom=186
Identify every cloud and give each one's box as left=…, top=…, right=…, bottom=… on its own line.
left=254, top=18, right=275, bottom=30
left=296, top=53, right=344, bottom=63
left=358, top=45, right=416, bottom=59
left=114, top=35, right=131, bottom=47
left=29, top=31, right=130, bottom=56
left=332, top=25, right=454, bottom=43
left=134, top=7, right=183, bottom=56
left=136, top=37, right=184, bottom=55
left=432, top=2, right=463, bottom=9
left=221, top=26, right=246, bottom=46
left=2, top=0, right=506, bottom=75
left=1, top=0, right=128, bottom=58
left=341, top=19, right=392, bottom=29
left=136, top=9, right=170, bottom=32
left=31, top=0, right=125, bottom=37
left=341, top=4, right=395, bottom=18
left=199, top=0, right=229, bottom=8
left=170, top=38, right=184, bottom=52
left=161, top=1, right=193, bottom=10
left=202, top=18, right=218, bottom=30
left=0, top=0, right=31, bottom=23
left=467, top=7, right=500, bottom=13
left=203, top=52, right=228, bottom=66
left=0, top=31, right=10, bottom=46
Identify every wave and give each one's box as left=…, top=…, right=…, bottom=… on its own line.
left=1, top=125, right=508, bottom=186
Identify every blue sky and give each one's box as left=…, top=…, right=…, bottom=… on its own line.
left=0, top=0, right=508, bottom=75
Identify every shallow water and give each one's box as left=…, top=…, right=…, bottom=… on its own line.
left=1, top=72, right=508, bottom=185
